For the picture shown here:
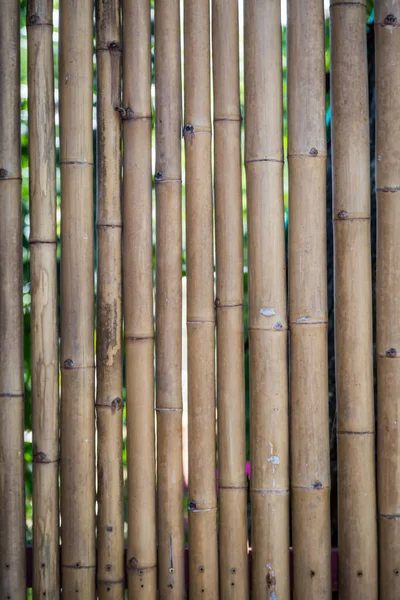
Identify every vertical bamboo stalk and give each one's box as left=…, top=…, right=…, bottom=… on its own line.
left=155, top=0, right=185, bottom=597
left=288, top=2, right=332, bottom=598
left=330, top=1, right=378, bottom=598
left=27, top=1, right=59, bottom=597
left=0, top=1, right=25, bottom=599
left=122, top=0, right=157, bottom=596
left=244, top=2, right=290, bottom=599
left=184, top=0, right=219, bottom=597
left=59, top=1, right=96, bottom=596
left=212, top=0, right=248, bottom=597
left=95, top=1, right=124, bottom=598
left=375, top=3, right=400, bottom=599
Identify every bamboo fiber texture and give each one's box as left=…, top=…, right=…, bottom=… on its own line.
left=59, top=0, right=96, bottom=596
left=184, top=0, right=219, bottom=598
left=95, top=1, right=124, bottom=598
left=27, top=0, right=59, bottom=597
left=244, top=2, right=290, bottom=598
left=375, top=2, right=400, bottom=598
left=330, top=1, right=378, bottom=598
left=122, top=0, right=157, bottom=596
left=287, top=1, right=331, bottom=598
left=212, top=0, right=248, bottom=597
left=0, top=1, right=25, bottom=599
left=155, top=0, right=185, bottom=597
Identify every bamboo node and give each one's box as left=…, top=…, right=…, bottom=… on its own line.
left=0, top=168, right=8, bottom=179
left=28, top=14, right=40, bottom=25
left=115, top=106, right=134, bottom=120
left=155, top=171, right=163, bottom=182
left=188, top=500, right=197, bottom=511
left=385, top=14, right=397, bottom=25
left=312, top=480, right=323, bottom=489
left=273, top=322, right=283, bottom=330
left=64, top=358, right=74, bottom=369
left=310, top=147, right=319, bottom=156
left=386, top=347, right=398, bottom=358
left=33, top=451, right=50, bottom=463
left=337, top=210, right=349, bottom=220
left=108, top=41, right=121, bottom=51
left=111, top=397, right=124, bottom=413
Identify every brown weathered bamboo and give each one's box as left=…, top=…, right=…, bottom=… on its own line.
left=330, top=1, right=378, bottom=598
left=244, top=1, right=290, bottom=598
left=184, top=0, right=219, bottom=597
left=59, top=0, right=96, bottom=596
left=0, top=1, right=25, bottom=599
left=154, top=0, right=185, bottom=597
left=122, top=0, right=157, bottom=596
left=95, top=1, right=124, bottom=598
left=375, top=3, right=400, bottom=598
left=212, top=0, right=248, bottom=597
left=27, top=0, right=59, bottom=597
left=287, top=1, right=331, bottom=598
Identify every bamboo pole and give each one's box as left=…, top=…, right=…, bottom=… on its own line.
left=244, top=2, right=290, bottom=598
left=212, top=0, right=248, bottom=597
left=184, top=0, right=219, bottom=597
left=0, top=1, right=25, bottom=599
left=95, top=1, right=124, bottom=598
left=122, top=0, right=157, bottom=596
left=27, top=1, right=59, bottom=597
left=330, top=1, right=378, bottom=598
left=287, top=2, right=331, bottom=598
left=154, top=0, right=185, bottom=597
left=59, top=1, right=96, bottom=596
left=375, top=3, right=400, bottom=598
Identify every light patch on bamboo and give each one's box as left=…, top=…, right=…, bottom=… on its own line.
left=375, top=2, right=400, bottom=599
left=245, top=1, right=290, bottom=599
left=330, top=0, right=378, bottom=598
left=95, top=0, right=124, bottom=598
left=212, top=0, right=249, bottom=597
left=122, top=0, right=157, bottom=596
left=288, top=1, right=332, bottom=598
left=0, top=1, right=25, bottom=598
left=184, top=0, right=219, bottom=597
left=27, top=0, right=59, bottom=597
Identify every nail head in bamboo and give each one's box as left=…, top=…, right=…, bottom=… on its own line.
left=288, top=1, right=331, bottom=597
left=245, top=2, right=290, bottom=598
left=375, top=3, right=400, bottom=597
left=0, top=1, right=25, bottom=598
left=155, top=0, right=185, bottom=596
left=330, top=1, right=378, bottom=598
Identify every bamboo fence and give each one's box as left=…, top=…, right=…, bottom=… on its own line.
left=288, top=1, right=331, bottom=598
left=1, top=2, right=395, bottom=598
left=95, top=0, right=124, bottom=598
left=0, top=1, right=25, bottom=599
left=331, top=1, right=378, bottom=598
left=376, top=2, right=400, bottom=599
left=27, top=0, right=59, bottom=598
left=155, top=0, right=185, bottom=597
left=244, top=1, right=290, bottom=599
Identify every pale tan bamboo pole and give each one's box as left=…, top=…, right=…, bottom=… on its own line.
left=122, top=0, right=157, bottom=596
left=184, top=0, right=219, bottom=597
left=27, top=1, right=59, bottom=598
left=154, top=0, right=185, bottom=597
left=212, top=0, right=248, bottom=597
left=375, top=3, right=400, bottom=598
left=330, top=1, right=378, bottom=598
left=0, top=1, right=25, bottom=599
left=287, top=1, right=331, bottom=598
left=95, top=1, right=124, bottom=598
left=59, top=1, right=96, bottom=596
left=244, top=1, right=290, bottom=598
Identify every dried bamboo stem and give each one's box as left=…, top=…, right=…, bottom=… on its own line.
left=27, top=1, right=59, bottom=597
left=375, top=3, right=400, bottom=598
left=155, top=0, right=185, bottom=597
left=0, top=1, right=25, bottom=598
left=330, top=1, right=378, bottom=598
left=95, top=1, right=124, bottom=598
left=122, top=0, right=157, bottom=596
left=184, top=0, right=219, bottom=597
left=287, top=1, right=331, bottom=598
left=244, top=2, right=290, bottom=598
left=212, top=0, right=248, bottom=597
left=59, top=1, right=96, bottom=596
